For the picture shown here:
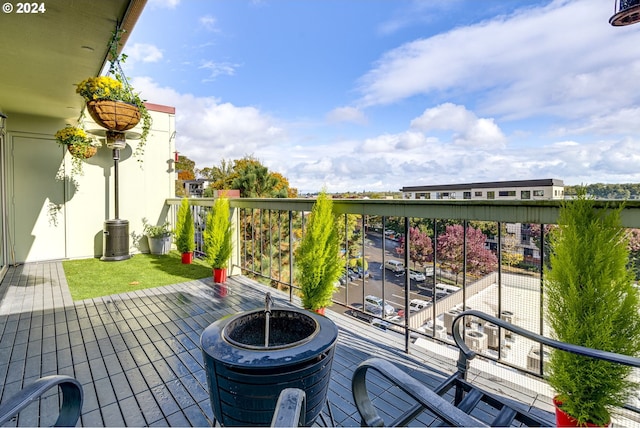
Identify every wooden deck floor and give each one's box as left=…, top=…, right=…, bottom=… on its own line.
left=0, top=262, right=556, bottom=427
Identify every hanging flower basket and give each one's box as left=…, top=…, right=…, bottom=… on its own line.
left=55, top=125, right=100, bottom=176
left=86, top=100, right=141, bottom=132
left=67, top=143, right=98, bottom=159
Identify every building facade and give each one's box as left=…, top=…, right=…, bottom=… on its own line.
left=0, top=0, right=177, bottom=281
left=401, top=179, right=565, bottom=201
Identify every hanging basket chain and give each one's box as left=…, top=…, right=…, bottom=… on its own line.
left=107, top=26, right=136, bottom=100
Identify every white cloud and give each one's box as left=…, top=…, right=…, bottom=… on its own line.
left=131, top=77, right=285, bottom=168
left=199, top=61, right=240, bottom=81
left=326, top=106, right=367, bottom=125
left=148, top=0, right=180, bottom=9
left=126, top=43, right=163, bottom=64
left=199, top=15, right=220, bottom=32
left=377, top=0, right=461, bottom=35
left=131, top=75, right=640, bottom=193
left=357, top=0, right=640, bottom=123
left=410, top=103, right=506, bottom=148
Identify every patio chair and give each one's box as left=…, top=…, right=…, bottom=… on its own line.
left=352, top=310, right=640, bottom=427
left=270, top=388, right=306, bottom=427
left=0, top=375, right=83, bottom=427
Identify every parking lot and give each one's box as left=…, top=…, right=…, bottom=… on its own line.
left=332, top=231, right=457, bottom=328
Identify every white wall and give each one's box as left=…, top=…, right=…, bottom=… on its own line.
left=5, top=106, right=175, bottom=263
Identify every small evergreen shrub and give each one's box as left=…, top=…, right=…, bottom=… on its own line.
left=295, top=191, right=342, bottom=310
left=175, top=198, right=195, bottom=254
left=546, top=189, right=640, bottom=426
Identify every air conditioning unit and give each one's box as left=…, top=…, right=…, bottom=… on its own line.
left=443, top=309, right=461, bottom=335
left=425, top=323, right=447, bottom=340
left=527, top=346, right=550, bottom=373
left=464, top=330, right=487, bottom=353
left=483, top=322, right=505, bottom=350
left=500, top=310, right=515, bottom=338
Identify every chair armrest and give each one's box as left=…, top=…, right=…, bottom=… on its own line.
left=271, top=388, right=306, bottom=427
left=0, top=375, right=83, bottom=427
left=352, top=357, right=486, bottom=427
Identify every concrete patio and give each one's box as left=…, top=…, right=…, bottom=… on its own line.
left=0, top=261, right=556, bottom=427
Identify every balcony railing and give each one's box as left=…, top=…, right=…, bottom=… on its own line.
left=166, top=197, right=640, bottom=383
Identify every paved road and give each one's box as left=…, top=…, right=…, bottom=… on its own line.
left=333, top=231, right=439, bottom=317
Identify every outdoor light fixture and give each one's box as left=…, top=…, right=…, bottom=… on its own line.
left=0, top=112, right=7, bottom=132
left=610, top=0, right=640, bottom=26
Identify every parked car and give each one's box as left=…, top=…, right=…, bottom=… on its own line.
left=408, top=270, right=426, bottom=282
left=351, top=266, right=371, bottom=279
left=348, top=267, right=362, bottom=279
left=371, top=318, right=390, bottom=331
left=349, top=302, right=385, bottom=319
left=365, top=295, right=395, bottom=316
left=384, top=260, right=404, bottom=273
left=409, top=299, right=431, bottom=312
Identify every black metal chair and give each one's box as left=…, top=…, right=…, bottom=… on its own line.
left=0, top=375, right=83, bottom=427
left=352, top=310, right=640, bottom=427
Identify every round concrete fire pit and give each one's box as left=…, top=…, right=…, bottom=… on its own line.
left=201, top=307, right=338, bottom=426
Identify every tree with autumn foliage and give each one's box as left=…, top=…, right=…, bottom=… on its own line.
left=436, top=224, right=498, bottom=284
left=175, top=155, right=196, bottom=197
left=395, top=226, right=433, bottom=269
left=202, top=155, right=295, bottom=198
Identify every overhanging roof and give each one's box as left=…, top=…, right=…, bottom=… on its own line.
left=0, top=0, right=146, bottom=122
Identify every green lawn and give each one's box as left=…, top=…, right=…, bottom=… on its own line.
left=63, top=251, right=212, bottom=300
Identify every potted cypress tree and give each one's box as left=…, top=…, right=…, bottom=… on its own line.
left=294, top=190, right=342, bottom=315
left=175, top=197, right=195, bottom=264
left=545, top=188, right=640, bottom=427
left=203, top=196, right=233, bottom=283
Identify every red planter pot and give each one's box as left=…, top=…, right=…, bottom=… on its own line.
left=181, top=252, right=193, bottom=264
left=553, top=397, right=609, bottom=427
left=213, top=268, right=227, bottom=284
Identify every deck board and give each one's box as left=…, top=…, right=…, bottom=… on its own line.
left=0, top=262, right=557, bottom=427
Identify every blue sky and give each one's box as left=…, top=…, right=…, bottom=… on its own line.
left=124, top=0, right=640, bottom=193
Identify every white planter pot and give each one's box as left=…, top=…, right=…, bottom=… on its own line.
left=148, top=234, right=172, bottom=255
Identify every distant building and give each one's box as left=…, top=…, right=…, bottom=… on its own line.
left=182, top=179, right=213, bottom=197
left=400, top=179, right=564, bottom=201
left=182, top=181, right=241, bottom=198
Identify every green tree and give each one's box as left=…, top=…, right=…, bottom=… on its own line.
left=200, top=158, right=235, bottom=190
left=231, top=157, right=283, bottom=197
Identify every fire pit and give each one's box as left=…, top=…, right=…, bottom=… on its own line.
left=200, top=293, right=338, bottom=426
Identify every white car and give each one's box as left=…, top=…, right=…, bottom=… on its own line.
left=365, top=295, right=395, bottom=316
left=409, top=299, right=431, bottom=312
left=408, top=270, right=426, bottom=282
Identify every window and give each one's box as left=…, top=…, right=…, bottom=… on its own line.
left=475, top=191, right=483, bottom=197
left=463, top=191, right=471, bottom=199
left=533, top=190, right=544, bottom=197
left=521, top=190, right=531, bottom=199
left=499, top=191, right=516, bottom=197
left=487, top=191, right=495, bottom=199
